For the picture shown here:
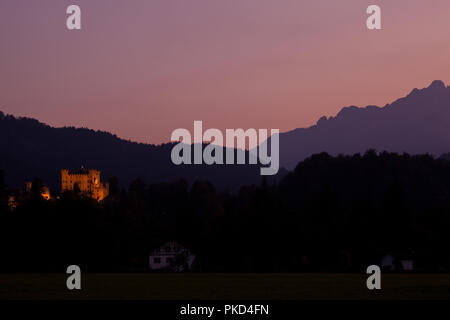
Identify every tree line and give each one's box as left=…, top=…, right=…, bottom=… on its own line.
left=1, top=150, right=450, bottom=272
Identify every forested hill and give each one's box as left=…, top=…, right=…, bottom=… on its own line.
left=0, top=111, right=283, bottom=191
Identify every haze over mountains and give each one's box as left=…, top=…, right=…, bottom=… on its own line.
left=1, top=80, right=450, bottom=189
left=277, top=80, right=450, bottom=169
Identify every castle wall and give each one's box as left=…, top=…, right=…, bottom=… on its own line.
left=61, top=169, right=109, bottom=201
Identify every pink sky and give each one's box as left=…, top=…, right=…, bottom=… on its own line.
left=1, top=0, right=450, bottom=144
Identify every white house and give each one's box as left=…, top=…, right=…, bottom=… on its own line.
left=381, top=249, right=415, bottom=271
left=149, top=241, right=195, bottom=272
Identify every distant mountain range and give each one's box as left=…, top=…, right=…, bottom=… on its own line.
left=2, top=80, right=450, bottom=189
left=276, top=80, right=450, bottom=169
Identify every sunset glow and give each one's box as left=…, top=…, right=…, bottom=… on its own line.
left=1, top=0, right=450, bottom=143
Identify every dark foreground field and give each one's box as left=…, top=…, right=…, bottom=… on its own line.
left=1, top=273, right=449, bottom=300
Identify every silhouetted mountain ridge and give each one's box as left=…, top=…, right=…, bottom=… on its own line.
left=277, top=80, right=450, bottom=169
left=2, top=80, right=450, bottom=188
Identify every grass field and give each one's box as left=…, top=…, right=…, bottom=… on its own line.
left=1, top=273, right=450, bottom=300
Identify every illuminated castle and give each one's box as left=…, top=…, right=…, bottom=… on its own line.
left=61, top=167, right=109, bottom=201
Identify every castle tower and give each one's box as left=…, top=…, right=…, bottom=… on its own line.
left=61, top=169, right=69, bottom=192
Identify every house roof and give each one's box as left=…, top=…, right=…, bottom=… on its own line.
left=383, top=248, right=416, bottom=260
left=150, top=241, right=190, bottom=256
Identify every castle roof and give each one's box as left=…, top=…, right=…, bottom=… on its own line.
left=74, top=166, right=89, bottom=174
